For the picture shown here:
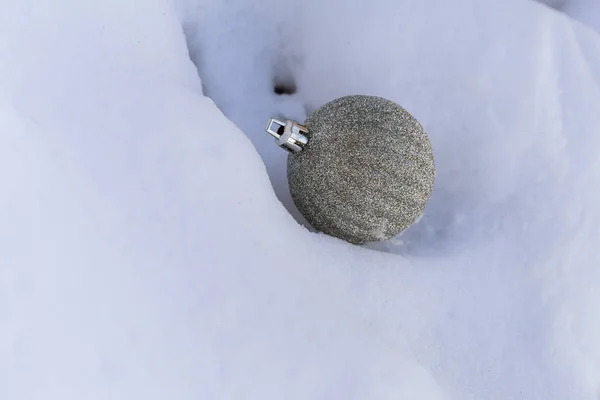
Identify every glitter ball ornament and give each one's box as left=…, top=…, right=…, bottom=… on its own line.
left=266, top=95, right=435, bottom=244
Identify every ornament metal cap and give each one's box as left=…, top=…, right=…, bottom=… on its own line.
left=265, top=118, right=309, bottom=153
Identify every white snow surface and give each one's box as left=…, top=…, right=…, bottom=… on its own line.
left=562, top=0, right=600, bottom=33
left=2, top=0, right=600, bottom=399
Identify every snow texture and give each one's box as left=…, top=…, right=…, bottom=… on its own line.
left=2, top=0, right=600, bottom=399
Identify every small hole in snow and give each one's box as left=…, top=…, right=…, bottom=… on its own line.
left=273, top=79, right=297, bottom=95
left=272, top=57, right=297, bottom=95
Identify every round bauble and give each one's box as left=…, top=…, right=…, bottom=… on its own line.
left=267, top=95, right=435, bottom=244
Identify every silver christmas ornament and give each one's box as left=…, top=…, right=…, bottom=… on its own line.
left=266, top=95, right=435, bottom=244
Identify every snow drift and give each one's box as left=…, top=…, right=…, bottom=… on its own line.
left=2, top=0, right=600, bottom=399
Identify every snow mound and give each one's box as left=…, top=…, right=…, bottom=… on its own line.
left=2, top=0, right=600, bottom=399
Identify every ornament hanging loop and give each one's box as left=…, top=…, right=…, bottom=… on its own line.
left=266, top=118, right=309, bottom=153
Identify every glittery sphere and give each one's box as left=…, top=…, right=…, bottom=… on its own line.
left=287, top=95, right=435, bottom=244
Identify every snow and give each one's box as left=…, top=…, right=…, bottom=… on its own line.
left=562, top=0, right=600, bottom=33
left=2, top=0, right=600, bottom=399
